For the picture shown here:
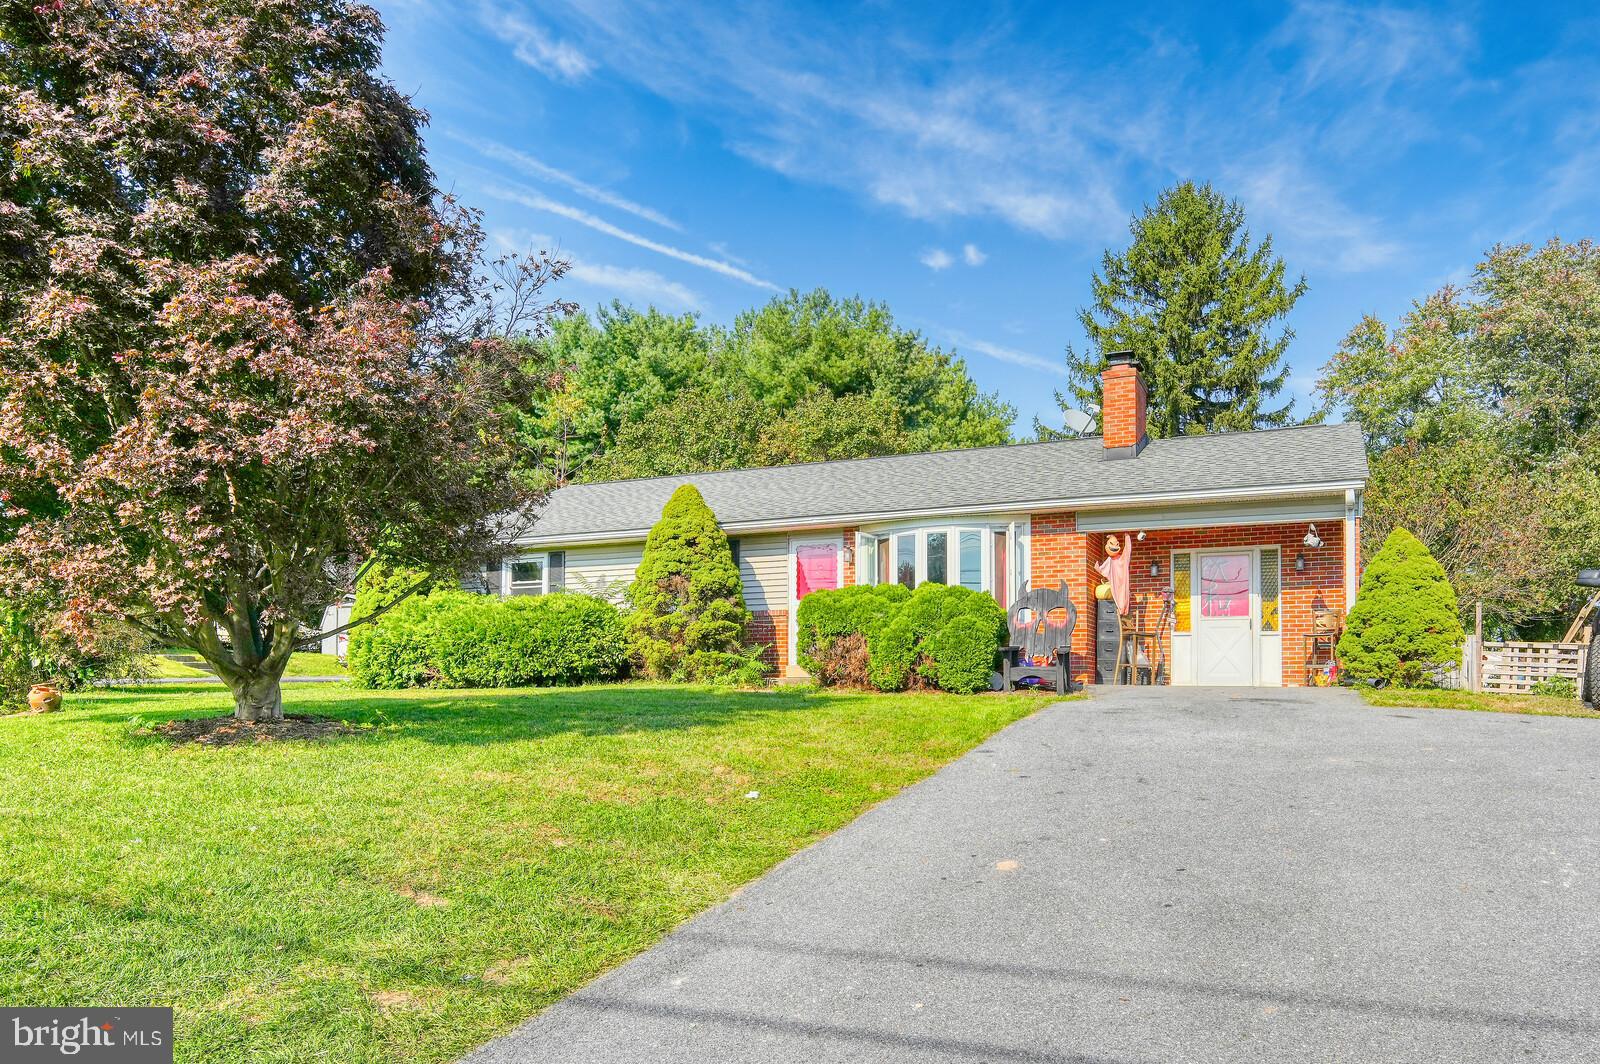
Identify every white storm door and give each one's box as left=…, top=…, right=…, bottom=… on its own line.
left=1195, top=551, right=1255, bottom=686
left=789, top=536, right=843, bottom=673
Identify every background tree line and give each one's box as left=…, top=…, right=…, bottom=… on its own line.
left=506, top=288, right=1015, bottom=486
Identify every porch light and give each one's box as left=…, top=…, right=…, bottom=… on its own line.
left=842, top=545, right=854, bottom=565
left=1149, top=559, right=1160, bottom=577
left=1295, top=552, right=1307, bottom=572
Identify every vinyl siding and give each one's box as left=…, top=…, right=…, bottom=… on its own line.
left=562, top=543, right=643, bottom=602
left=738, top=534, right=789, bottom=612
left=535, top=536, right=789, bottom=613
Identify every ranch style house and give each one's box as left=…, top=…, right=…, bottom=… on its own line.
left=493, top=354, right=1369, bottom=688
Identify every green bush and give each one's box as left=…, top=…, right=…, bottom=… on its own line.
left=347, top=590, right=471, bottom=689
left=1338, top=528, right=1466, bottom=686
left=795, top=584, right=910, bottom=684
left=348, top=592, right=628, bottom=690
left=431, top=594, right=629, bottom=688
left=1530, top=676, right=1578, bottom=700
left=625, top=484, right=766, bottom=684
left=867, top=583, right=1007, bottom=694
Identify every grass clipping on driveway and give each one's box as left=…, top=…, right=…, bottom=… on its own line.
left=0, top=682, right=1046, bottom=1063
left=1357, top=685, right=1600, bottom=719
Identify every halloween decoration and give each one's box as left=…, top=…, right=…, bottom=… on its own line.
left=1095, top=533, right=1133, bottom=615
left=1001, top=582, right=1078, bottom=693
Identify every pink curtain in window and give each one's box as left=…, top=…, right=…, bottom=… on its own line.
left=796, top=545, right=839, bottom=599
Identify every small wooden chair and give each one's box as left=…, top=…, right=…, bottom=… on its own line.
left=1001, top=582, right=1078, bottom=694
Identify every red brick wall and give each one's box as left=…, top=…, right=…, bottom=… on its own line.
left=1031, top=513, right=1349, bottom=686
left=1101, top=362, right=1147, bottom=450
left=748, top=609, right=788, bottom=676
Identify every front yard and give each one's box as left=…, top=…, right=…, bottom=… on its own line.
left=0, top=682, right=1045, bottom=1063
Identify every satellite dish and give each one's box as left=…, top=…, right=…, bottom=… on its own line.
left=1061, top=409, right=1094, bottom=438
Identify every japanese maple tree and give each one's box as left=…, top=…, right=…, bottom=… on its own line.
left=0, top=0, right=564, bottom=719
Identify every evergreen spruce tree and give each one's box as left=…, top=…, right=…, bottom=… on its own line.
left=1338, top=528, right=1466, bottom=686
left=625, top=485, right=764, bottom=683
left=1046, top=182, right=1309, bottom=438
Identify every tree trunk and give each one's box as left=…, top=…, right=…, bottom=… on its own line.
left=230, top=672, right=285, bottom=722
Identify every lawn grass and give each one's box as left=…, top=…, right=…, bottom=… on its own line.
left=0, top=682, right=1054, bottom=1063
left=1357, top=685, right=1600, bottom=719
left=133, top=651, right=348, bottom=680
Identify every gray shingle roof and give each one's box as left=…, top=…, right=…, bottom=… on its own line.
left=518, top=422, right=1369, bottom=544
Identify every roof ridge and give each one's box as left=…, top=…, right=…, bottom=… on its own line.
left=555, top=420, right=1359, bottom=491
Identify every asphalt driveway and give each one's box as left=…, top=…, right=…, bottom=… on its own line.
left=465, top=687, right=1600, bottom=1063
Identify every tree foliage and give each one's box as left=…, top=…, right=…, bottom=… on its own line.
left=0, top=0, right=564, bottom=719
left=624, top=485, right=764, bottom=684
left=510, top=289, right=1013, bottom=484
left=1338, top=529, right=1466, bottom=686
left=1321, top=239, right=1600, bottom=632
left=1047, top=181, right=1309, bottom=438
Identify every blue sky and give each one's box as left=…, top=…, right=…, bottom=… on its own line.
left=376, top=1, right=1600, bottom=434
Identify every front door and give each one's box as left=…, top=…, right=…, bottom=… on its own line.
left=1195, top=551, right=1255, bottom=685
left=789, top=536, right=843, bottom=673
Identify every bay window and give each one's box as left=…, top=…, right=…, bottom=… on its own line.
left=857, top=523, right=1023, bottom=604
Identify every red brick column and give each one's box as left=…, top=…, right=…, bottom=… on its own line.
left=1028, top=512, right=1098, bottom=685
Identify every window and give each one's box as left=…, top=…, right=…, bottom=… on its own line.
left=856, top=532, right=879, bottom=584
left=926, top=531, right=948, bottom=584
left=992, top=530, right=1008, bottom=607
left=1173, top=552, right=1192, bottom=633
left=510, top=554, right=547, bottom=595
left=1260, top=548, right=1280, bottom=632
left=894, top=533, right=916, bottom=588
left=959, top=531, right=983, bottom=591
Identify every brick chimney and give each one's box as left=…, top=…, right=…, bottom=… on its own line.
left=1100, top=350, right=1148, bottom=458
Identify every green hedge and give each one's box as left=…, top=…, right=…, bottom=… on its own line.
left=798, top=582, right=1006, bottom=695
left=349, top=592, right=629, bottom=690
left=795, top=584, right=909, bottom=681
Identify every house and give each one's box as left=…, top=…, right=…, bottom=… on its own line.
left=497, top=354, right=1369, bottom=687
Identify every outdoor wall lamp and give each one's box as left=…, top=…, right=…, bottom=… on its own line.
left=1295, top=552, right=1307, bottom=572
left=1149, top=559, right=1160, bottom=577
left=841, top=545, right=854, bottom=565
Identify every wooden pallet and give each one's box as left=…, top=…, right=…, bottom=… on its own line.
left=1480, top=641, right=1587, bottom=694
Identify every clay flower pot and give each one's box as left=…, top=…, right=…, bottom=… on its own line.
left=27, top=684, right=62, bottom=713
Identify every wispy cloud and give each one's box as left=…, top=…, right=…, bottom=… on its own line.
left=492, top=227, right=702, bottom=310
left=961, top=243, right=987, bottom=266
left=484, top=182, right=781, bottom=291
left=448, top=131, right=682, bottom=232
left=920, top=248, right=954, bottom=270
left=567, top=262, right=701, bottom=309
left=479, top=4, right=1135, bottom=240
left=1274, top=1, right=1472, bottom=94
left=945, top=330, right=1065, bottom=376
left=1228, top=154, right=1402, bottom=272
left=480, top=6, right=594, bottom=81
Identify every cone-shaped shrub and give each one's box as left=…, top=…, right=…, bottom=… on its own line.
left=1338, top=528, right=1465, bottom=686
left=625, top=485, right=765, bottom=683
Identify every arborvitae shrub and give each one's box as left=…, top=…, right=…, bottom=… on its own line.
left=1338, top=528, right=1466, bottom=686
left=624, top=484, right=766, bottom=683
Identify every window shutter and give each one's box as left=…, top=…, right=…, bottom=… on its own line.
left=548, top=550, right=566, bottom=592
left=484, top=559, right=503, bottom=597
left=728, top=538, right=741, bottom=568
